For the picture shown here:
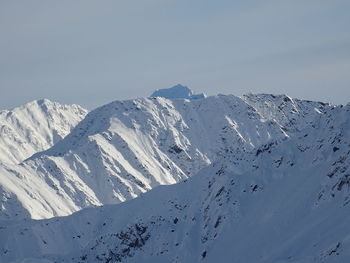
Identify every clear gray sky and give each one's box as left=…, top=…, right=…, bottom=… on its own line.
left=1, top=0, right=349, bottom=110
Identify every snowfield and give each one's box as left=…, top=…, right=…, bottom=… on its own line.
left=0, top=86, right=349, bottom=262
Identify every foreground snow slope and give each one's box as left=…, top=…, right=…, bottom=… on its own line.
left=0, top=94, right=334, bottom=220
left=1, top=103, right=349, bottom=263
left=0, top=99, right=87, bottom=164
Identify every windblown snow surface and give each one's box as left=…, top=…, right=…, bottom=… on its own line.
left=0, top=99, right=87, bottom=164
left=1, top=89, right=350, bottom=263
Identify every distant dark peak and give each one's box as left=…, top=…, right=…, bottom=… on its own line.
left=150, top=84, right=206, bottom=100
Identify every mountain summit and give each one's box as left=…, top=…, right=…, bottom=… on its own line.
left=0, top=99, right=87, bottom=164
left=150, top=84, right=206, bottom=99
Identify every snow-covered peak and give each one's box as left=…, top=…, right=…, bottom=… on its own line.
left=0, top=99, right=88, bottom=164
left=150, top=84, right=206, bottom=99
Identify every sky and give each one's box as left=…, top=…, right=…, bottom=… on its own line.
left=0, top=0, right=349, bottom=110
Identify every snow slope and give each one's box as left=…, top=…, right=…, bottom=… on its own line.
left=0, top=93, right=335, bottom=220
left=0, top=99, right=88, bottom=164
left=1, top=102, right=349, bottom=263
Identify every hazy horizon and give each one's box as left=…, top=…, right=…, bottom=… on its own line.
left=1, top=0, right=349, bottom=110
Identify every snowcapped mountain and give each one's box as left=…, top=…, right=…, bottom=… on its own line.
left=1, top=99, right=349, bottom=263
left=1, top=86, right=349, bottom=262
left=0, top=89, right=338, bottom=221
left=0, top=99, right=88, bottom=164
left=151, top=84, right=206, bottom=99
left=0, top=95, right=275, bottom=219
left=0, top=90, right=332, bottom=221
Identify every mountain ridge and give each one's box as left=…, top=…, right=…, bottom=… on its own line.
left=1, top=100, right=350, bottom=262
left=1, top=90, right=349, bottom=262
left=0, top=93, right=335, bottom=220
